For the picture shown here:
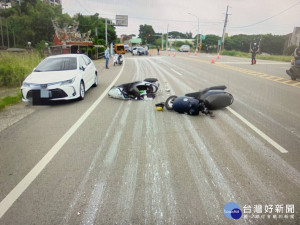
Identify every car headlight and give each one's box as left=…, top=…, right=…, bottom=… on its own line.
left=60, top=77, right=75, bottom=86
left=22, top=82, right=30, bottom=88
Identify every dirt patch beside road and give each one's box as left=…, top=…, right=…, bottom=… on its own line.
left=0, top=103, right=35, bottom=132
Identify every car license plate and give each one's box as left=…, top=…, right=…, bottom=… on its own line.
left=40, top=89, right=50, bottom=98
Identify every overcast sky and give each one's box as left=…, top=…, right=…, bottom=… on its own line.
left=62, top=0, right=300, bottom=37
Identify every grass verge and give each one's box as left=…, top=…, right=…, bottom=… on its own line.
left=221, top=50, right=293, bottom=62
left=0, top=92, right=22, bottom=110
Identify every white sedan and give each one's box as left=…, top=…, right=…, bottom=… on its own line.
left=21, top=54, right=98, bottom=103
left=132, top=47, right=145, bottom=55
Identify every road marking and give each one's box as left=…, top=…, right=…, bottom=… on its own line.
left=217, top=61, right=290, bottom=65
left=0, top=60, right=126, bottom=219
left=227, top=107, right=288, bottom=154
left=170, top=68, right=183, bottom=76
left=178, top=56, right=300, bottom=88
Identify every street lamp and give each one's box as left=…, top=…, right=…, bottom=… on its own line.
left=188, top=13, right=199, bottom=52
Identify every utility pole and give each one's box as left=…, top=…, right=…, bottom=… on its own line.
left=0, top=17, right=4, bottom=48
left=221, top=5, right=230, bottom=52
left=6, top=18, right=9, bottom=48
left=166, top=24, right=169, bottom=50
left=188, top=13, right=199, bottom=52
left=161, top=33, right=163, bottom=50
left=105, top=18, right=108, bottom=46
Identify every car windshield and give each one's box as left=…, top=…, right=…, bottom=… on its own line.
left=34, top=57, right=77, bottom=72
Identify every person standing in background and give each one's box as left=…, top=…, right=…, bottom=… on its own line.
left=250, top=42, right=259, bottom=65
left=105, top=46, right=110, bottom=69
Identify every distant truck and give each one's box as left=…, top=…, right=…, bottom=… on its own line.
left=114, top=44, right=126, bottom=54
left=179, top=45, right=190, bottom=52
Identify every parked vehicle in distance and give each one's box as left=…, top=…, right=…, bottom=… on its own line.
left=132, top=47, right=145, bottom=55
left=114, top=43, right=126, bottom=54
left=21, top=54, right=98, bottom=104
left=124, top=44, right=131, bottom=52
left=179, top=45, right=190, bottom=52
left=167, top=48, right=177, bottom=52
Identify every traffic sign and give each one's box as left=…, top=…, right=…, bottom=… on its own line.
left=116, top=15, right=128, bottom=26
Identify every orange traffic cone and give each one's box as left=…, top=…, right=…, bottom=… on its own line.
left=188, top=51, right=190, bottom=55
left=168, top=52, right=171, bottom=56
left=211, top=57, right=215, bottom=63
left=194, top=51, right=197, bottom=56
left=217, top=53, right=220, bottom=59
left=173, top=52, right=176, bottom=57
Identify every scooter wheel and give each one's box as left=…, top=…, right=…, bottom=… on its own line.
left=165, top=95, right=177, bottom=110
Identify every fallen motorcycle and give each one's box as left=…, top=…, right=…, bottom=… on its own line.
left=165, top=85, right=234, bottom=116
left=108, top=78, right=159, bottom=100
left=113, top=54, right=123, bottom=66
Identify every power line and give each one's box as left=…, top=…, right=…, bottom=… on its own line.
left=75, top=0, right=93, bottom=15
left=230, top=0, right=300, bottom=29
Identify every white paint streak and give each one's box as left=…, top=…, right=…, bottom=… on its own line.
left=80, top=103, right=132, bottom=225
left=170, top=68, right=183, bottom=76
left=62, top=101, right=126, bottom=224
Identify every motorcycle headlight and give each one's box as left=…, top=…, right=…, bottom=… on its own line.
left=60, top=77, right=75, bottom=86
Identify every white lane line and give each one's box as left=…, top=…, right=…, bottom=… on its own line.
left=0, top=60, right=126, bottom=219
left=227, top=107, right=288, bottom=153
left=170, top=68, right=183, bottom=76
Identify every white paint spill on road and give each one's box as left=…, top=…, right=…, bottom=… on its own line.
left=80, top=103, right=132, bottom=225
left=183, top=117, right=234, bottom=200
left=170, top=68, right=183, bottom=76
left=62, top=101, right=126, bottom=225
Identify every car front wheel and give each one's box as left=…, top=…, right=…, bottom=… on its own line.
left=79, top=81, right=85, bottom=100
left=93, top=73, right=98, bottom=87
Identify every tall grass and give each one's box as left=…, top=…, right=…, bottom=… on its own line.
left=0, top=51, right=43, bottom=88
left=221, top=50, right=293, bottom=62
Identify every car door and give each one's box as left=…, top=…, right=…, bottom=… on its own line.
left=78, top=56, right=89, bottom=89
left=82, top=55, right=94, bottom=89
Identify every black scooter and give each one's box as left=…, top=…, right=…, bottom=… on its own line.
left=165, top=85, right=234, bottom=116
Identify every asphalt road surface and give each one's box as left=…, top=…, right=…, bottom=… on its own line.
left=0, top=52, right=299, bottom=225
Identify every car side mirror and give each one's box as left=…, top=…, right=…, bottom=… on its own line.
left=80, top=65, right=86, bottom=71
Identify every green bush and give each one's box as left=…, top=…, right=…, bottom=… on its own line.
left=0, top=92, right=22, bottom=110
left=0, top=51, right=42, bottom=87
left=222, top=50, right=250, bottom=57
left=36, top=40, right=54, bottom=56
left=221, top=50, right=293, bottom=62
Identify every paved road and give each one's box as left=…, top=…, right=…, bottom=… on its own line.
left=0, top=52, right=299, bottom=224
